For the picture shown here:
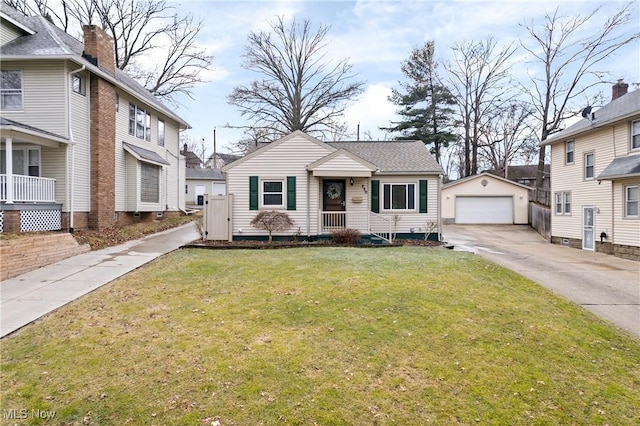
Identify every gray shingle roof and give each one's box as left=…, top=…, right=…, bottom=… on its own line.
left=596, top=155, right=640, bottom=180
left=327, top=140, right=443, bottom=174
left=123, top=142, right=170, bottom=165
left=542, top=89, right=640, bottom=145
left=186, top=168, right=225, bottom=180
left=1, top=117, right=67, bottom=140
left=0, top=3, right=188, bottom=129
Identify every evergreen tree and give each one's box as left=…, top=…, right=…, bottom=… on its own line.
left=382, top=41, right=456, bottom=164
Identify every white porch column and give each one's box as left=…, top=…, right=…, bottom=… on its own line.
left=5, top=137, right=13, bottom=204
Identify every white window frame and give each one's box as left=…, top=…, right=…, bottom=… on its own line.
left=158, top=119, right=165, bottom=147
left=261, top=179, right=284, bottom=208
left=625, top=185, right=639, bottom=218
left=632, top=120, right=640, bottom=150
left=140, top=162, right=160, bottom=203
left=129, top=103, right=151, bottom=142
left=0, top=146, right=40, bottom=176
left=584, top=152, right=595, bottom=180
left=555, top=191, right=571, bottom=215
left=1, top=70, right=23, bottom=110
left=565, top=140, right=574, bottom=164
left=382, top=183, right=416, bottom=211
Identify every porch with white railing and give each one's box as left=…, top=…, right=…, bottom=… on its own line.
left=0, top=175, right=56, bottom=203
left=320, top=211, right=393, bottom=243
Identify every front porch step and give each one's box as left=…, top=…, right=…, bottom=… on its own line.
left=0, top=233, right=90, bottom=281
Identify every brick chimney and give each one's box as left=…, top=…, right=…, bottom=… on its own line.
left=612, top=79, right=628, bottom=101
left=83, top=25, right=115, bottom=75
left=83, top=25, right=117, bottom=229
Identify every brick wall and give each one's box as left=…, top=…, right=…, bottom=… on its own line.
left=84, top=25, right=117, bottom=230
left=0, top=234, right=90, bottom=281
left=551, top=236, right=637, bottom=261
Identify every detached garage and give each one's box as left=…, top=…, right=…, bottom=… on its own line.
left=442, top=172, right=530, bottom=224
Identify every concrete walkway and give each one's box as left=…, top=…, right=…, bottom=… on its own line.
left=443, top=225, right=640, bottom=338
left=1, top=222, right=200, bottom=338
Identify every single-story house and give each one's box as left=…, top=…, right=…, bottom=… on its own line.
left=220, top=130, right=443, bottom=242
left=441, top=172, right=530, bottom=224
left=185, top=168, right=226, bottom=206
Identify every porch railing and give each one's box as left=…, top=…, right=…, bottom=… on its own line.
left=0, top=175, right=56, bottom=203
left=320, top=211, right=393, bottom=243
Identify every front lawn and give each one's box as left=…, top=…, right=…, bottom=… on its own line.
left=1, top=247, right=638, bottom=425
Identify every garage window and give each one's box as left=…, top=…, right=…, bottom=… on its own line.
left=555, top=191, right=571, bottom=215
left=383, top=183, right=415, bottom=210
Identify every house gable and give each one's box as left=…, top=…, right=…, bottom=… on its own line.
left=307, top=149, right=378, bottom=177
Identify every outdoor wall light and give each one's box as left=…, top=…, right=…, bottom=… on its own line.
left=350, top=177, right=355, bottom=186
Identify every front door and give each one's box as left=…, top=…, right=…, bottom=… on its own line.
left=323, top=179, right=346, bottom=228
left=582, top=206, right=595, bottom=251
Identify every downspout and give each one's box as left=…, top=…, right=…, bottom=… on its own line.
left=438, top=174, right=443, bottom=241
left=307, top=170, right=311, bottom=238
left=67, top=64, right=85, bottom=233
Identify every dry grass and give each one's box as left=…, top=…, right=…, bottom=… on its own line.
left=1, top=247, right=639, bottom=425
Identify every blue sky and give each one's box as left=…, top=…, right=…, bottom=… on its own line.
left=170, top=0, right=640, bottom=155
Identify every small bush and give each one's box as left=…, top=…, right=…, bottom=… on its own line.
left=331, top=228, right=361, bottom=244
left=250, top=211, right=294, bottom=243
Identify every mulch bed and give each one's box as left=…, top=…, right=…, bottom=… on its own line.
left=182, top=239, right=444, bottom=250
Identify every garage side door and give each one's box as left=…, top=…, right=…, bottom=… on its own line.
left=455, top=196, right=514, bottom=224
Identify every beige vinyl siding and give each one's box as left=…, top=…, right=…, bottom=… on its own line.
left=550, top=128, right=615, bottom=240
left=0, top=20, right=23, bottom=45
left=0, top=61, right=67, bottom=136
left=115, top=90, right=183, bottom=212
left=69, top=67, right=91, bottom=212
left=226, top=134, right=333, bottom=237
left=375, top=175, right=440, bottom=233
left=124, top=153, right=138, bottom=211
left=613, top=178, right=640, bottom=247
left=312, top=154, right=371, bottom=174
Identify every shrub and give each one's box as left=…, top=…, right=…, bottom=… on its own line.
left=331, top=228, right=361, bottom=244
left=250, top=211, right=294, bottom=243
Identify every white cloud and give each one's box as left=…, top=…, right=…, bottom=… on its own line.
left=344, top=83, right=398, bottom=140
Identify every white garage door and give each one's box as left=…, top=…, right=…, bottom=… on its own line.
left=455, top=196, right=514, bottom=224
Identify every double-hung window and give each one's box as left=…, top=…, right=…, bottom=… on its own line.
left=262, top=180, right=284, bottom=207
left=140, top=162, right=160, bottom=203
left=565, top=140, right=574, bottom=164
left=1, top=70, right=23, bottom=110
left=383, top=183, right=415, bottom=210
left=625, top=185, right=638, bottom=218
left=555, top=191, right=571, bottom=215
left=584, top=152, right=595, bottom=180
left=632, top=120, right=640, bottom=150
left=129, top=103, right=151, bottom=141
left=158, top=119, right=165, bottom=146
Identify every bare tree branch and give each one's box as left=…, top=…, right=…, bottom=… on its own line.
left=228, top=16, right=365, bottom=141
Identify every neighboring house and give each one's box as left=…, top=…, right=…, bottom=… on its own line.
left=221, top=130, right=443, bottom=242
left=540, top=81, right=639, bottom=260
left=204, top=152, right=241, bottom=169
left=487, top=164, right=550, bottom=189
left=441, top=172, right=530, bottom=224
left=186, top=168, right=226, bottom=206
left=0, top=4, right=189, bottom=233
left=181, top=143, right=203, bottom=168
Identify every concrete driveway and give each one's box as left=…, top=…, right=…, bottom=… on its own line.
left=442, top=225, right=640, bottom=338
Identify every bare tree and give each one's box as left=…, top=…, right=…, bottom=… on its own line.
left=520, top=3, right=640, bottom=190
left=477, top=101, right=538, bottom=175
left=445, top=37, right=517, bottom=177
left=228, top=16, right=365, bottom=141
left=10, top=0, right=212, bottom=105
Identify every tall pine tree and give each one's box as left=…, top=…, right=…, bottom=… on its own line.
left=382, top=41, right=456, bottom=164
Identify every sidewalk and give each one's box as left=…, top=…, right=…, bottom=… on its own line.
left=1, top=222, right=200, bottom=338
